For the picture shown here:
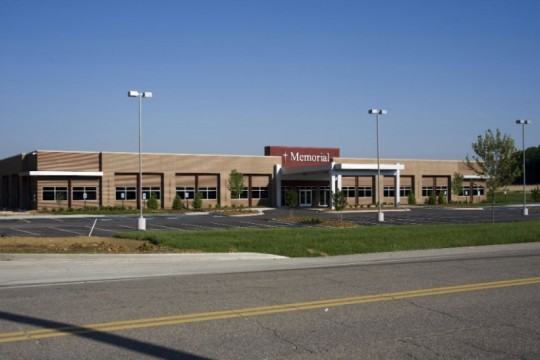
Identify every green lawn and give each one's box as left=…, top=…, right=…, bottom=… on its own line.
left=116, top=220, right=540, bottom=257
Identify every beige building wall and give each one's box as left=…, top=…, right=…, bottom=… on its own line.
left=1, top=149, right=488, bottom=210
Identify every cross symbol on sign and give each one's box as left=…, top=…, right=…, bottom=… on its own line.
left=282, top=152, right=288, bottom=160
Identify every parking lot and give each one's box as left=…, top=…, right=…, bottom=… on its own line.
left=0, top=206, right=538, bottom=238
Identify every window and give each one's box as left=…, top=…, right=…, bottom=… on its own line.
left=251, top=187, right=269, bottom=199
left=239, top=187, right=249, bottom=199
left=358, top=186, right=372, bottom=197
left=341, top=186, right=356, bottom=197
left=436, top=186, right=448, bottom=196
left=116, top=187, right=136, bottom=200
left=42, top=187, right=68, bottom=201
left=473, top=186, right=485, bottom=196
left=383, top=186, right=395, bottom=197
left=422, top=186, right=434, bottom=197
left=176, top=187, right=195, bottom=200
left=400, top=186, right=412, bottom=197
left=73, top=186, right=97, bottom=201
left=198, top=187, right=218, bottom=199
left=143, top=187, right=161, bottom=200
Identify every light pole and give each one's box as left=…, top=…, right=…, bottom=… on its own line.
left=516, top=119, right=531, bottom=216
left=128, top=90, right=153, bottom=230
left=368, top=109, right=387, bottom=222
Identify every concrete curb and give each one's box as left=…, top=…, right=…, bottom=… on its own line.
left=1, top=243, right=538, bottom=288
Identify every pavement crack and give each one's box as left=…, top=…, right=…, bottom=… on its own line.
left=254, top=319, right=315, bottom=354
left=405, top=299, right=464, bottom=323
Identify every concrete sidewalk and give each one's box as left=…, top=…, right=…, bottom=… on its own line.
left=1, top=243, right=539, bottom=287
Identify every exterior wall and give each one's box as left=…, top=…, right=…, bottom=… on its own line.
left=336, top=157, right=484, bottom=204
left=0, top=148, right=490, bottom=210
left=100, top=152, right=279, bottom=209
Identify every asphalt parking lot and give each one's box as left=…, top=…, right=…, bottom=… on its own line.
left=0, top=206, right=538, bottom=238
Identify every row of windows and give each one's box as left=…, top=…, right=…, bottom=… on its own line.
left=176, top=187, right=218, bottom=200
left=240, top=187, right=269, bottom=199
left=115, top=186, right=268, bottom=201
left=43, top=187, right=97, bottom=201
left=116, top=187, right=161, bottom=200
left=341, top=186, right=414, bottom=198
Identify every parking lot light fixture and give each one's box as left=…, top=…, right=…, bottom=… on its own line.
left=368, top=109, right=387, bottom=222
left=128, top=90, right=153, bottom=230
left=516, top=119, right=531, bottom=216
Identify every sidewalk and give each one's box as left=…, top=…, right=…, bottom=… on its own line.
left=1, top=243, right=539, bottom=287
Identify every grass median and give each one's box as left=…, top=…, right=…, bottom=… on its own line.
left=116, top=220, right=540, bottom=257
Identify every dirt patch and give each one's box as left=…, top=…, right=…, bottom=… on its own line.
left=0, top=236, right=180, bottom=254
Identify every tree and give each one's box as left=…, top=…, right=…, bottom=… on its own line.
left=172, top=194, right=184, bottom=211
left=285, top=189, right=298, bottom=217
left=227, top=169, right=244, bottom=199
left=332, top=189, right=348, bottom=222
left=451, top=172, right=464, bottom=202
left=466, top=129, right=520, bottom=223
left=514, top=145, right=540, bottom=185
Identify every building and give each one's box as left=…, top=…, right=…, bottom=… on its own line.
left=0, top=146, right=486, bottom=211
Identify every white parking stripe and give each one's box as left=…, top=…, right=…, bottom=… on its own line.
left=10, top=228, right=41, bottom=236
left=48, top=227, right=86, bottom=236
left=150, top=224, right=188, bottom=231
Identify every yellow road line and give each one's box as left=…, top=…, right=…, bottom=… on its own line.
left=1, top=276, right=539, bottom=344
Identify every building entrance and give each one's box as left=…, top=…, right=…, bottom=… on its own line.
left=319, top=186, right=330, bottom=207
left=299, top=188, right=312, bottom=207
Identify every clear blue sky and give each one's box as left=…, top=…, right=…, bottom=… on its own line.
left=1, top=0, right=538, bottom=160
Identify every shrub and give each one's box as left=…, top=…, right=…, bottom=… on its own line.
left=147, top=193, right=159, bottom=210
left=428, top=194, right=437, bottom=205
left=407, top=192, right=416, bottom=205
left=531, top=186, right=540, bottom=203
left=192, top=192, right=203, bottom=210
left=172, top=194, right=184, bottom=210
left=437, top=192, right=447, bottom=205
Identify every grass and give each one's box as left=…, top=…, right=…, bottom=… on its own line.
left=116, top=220, right=540, bottom=257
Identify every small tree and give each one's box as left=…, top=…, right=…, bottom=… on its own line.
left=147, top=193, right=159, bottom=210
left=228, top=169, right=244, bottom=199
left=332, top=189, right=348, bottom=222
left=172, top=194, right=184, bottom=211
left=427, top=193, right=437, bottom=205
left=192, top=192, right=203, bottom=210
left=451, top=172, right=464, bottom=203
left=466, top=129, right=519, bottom=223
left=285, top=189, right=298, bottom=217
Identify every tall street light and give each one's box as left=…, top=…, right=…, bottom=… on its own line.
left=128, top=90, right=153, bottom=230
left=516, top=119, right=531, bottom=216
left=368, top=109, right=387, bottom=222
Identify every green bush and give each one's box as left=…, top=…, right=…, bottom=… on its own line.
left=427, top=194, right=437, bottom=205
left=437, top=191, right=447, bottom=205
left=172, top=194, right=184, bottom=210
left=407, top=192, right=416, bottom=205
left=147, top=193, right=159, bottom=210
left=192, top=192, right=203, bottom=210
left=531, top=186, right=540, bottom=202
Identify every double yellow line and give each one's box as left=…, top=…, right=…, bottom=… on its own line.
left=1, top=277, right=539, bottom=344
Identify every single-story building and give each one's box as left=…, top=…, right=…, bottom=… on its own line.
left=0, top=146, right=486, bottom=210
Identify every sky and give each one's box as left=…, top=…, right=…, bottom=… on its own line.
left=1, top=0, right=539, bottom=161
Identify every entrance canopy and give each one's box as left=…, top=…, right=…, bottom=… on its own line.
left=275, top=162, right=405, bottom=208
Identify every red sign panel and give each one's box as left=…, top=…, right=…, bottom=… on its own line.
left=265, top=146, right=340, bottom=168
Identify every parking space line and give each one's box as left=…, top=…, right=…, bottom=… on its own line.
left=10, top=228, right=41, bottom=236
left=48, top=227, right=86, bottom=236
left=150, top=224, right=188, bottom=231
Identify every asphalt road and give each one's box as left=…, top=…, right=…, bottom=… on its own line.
left=0, top=245, right=539, bottom=359
left=0, top=206, right=539, bottom=237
